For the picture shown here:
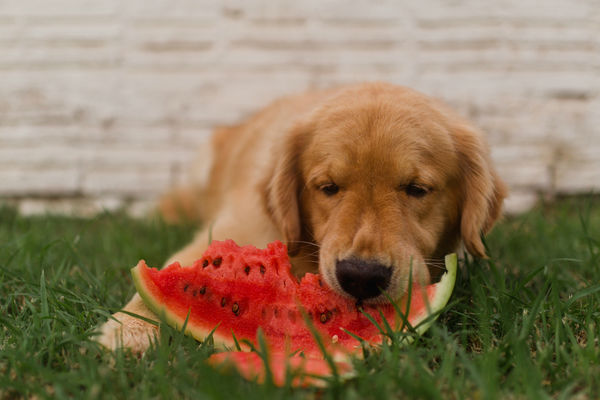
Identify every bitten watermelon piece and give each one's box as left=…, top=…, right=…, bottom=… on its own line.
left=208, top=351, right=355, bottom=387
left=131, top=239, right=457, bottom=385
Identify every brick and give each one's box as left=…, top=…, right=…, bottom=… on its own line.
left=504, top=190, right=540, bottom=215
left=82, top=145, right=193, bottom=170
left=412, top=1, right=596, bottom=21
left=0, top=43, right=118, bottom=69
left=24, top=21, right=120, bottom=42
left=81, top=168, right=171, bottom=196
left=0, top=144, right=83, bottom=166
left=122, top=0, right=219, bottom=21
left=0, top=167, right=79, bottom=196
left=496, top=163, right=552, bottom=191
left=0, top=0, right=119, bottom=17
left=0, top=17, right=21, bottom=42
left=0, top=125, right=84, bottom=144
left=192, top=75, right=313, bottom=113
left=94, top=127, right=174, bottom=145
left=173, top=127, right=214, bottom=147
left=556, top=170, right=600, bottom=193
left=240, top=0, right=404, bottom=22
left=232, top=20, right=404, bottom=44
left=491, top=145, right=554, bottom=190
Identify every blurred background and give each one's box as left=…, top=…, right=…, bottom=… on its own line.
left=0, top=0, right=598, bottom=216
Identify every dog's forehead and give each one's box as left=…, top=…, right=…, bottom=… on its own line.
left=305, top=107, right=458, bottom=184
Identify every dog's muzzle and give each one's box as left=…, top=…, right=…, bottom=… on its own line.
left=335, top=258, right=392, bottom=301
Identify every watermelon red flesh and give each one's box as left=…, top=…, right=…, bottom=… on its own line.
left=208, top=351, right=354, bottom=388
left=132, top=239, right=457, bottom=357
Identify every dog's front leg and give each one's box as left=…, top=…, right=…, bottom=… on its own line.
left=97, top=293, right=159, bottom=353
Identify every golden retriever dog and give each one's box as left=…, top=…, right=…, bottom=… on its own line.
left=98, top=82, right=506, bottom=353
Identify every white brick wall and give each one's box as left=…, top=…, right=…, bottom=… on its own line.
left=1, top=0, right=599, bottom=215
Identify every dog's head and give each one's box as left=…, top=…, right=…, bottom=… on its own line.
left=265, top=83, right=506, bottom=302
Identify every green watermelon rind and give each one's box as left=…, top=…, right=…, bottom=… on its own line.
left=413, top=253, right=457, bottom=336
left=131, top=252, right=458, bottom=351
left=131, top=260, right=240, bottom=350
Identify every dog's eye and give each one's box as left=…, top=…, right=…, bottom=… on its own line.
left=404, top=184, right=428, bottom=198
left=319, top=183, right=340, bottom=196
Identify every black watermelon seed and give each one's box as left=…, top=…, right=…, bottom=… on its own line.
left=199, top=286, right=206, bottom=295
left=244, top=265, right=250, bottom=275
left=318, top=279, right=323, bottom=287
left=260, top=265, right=266, bottom=275
left=320, top=312, right=330, bottom=324
left=221, top=297, right=227, bottom=307
left=192, top=290, right=198, bottom=297
left=212, top=257, right=222, bottom=267
left=183, top=284, right=189, bottom=292
left=288, top=310, right=297, bottom=323
left=232, top=303, right=240, bottom=315
left=356, top=301, right=364, bottom=313
left=202, top=260, right=209, bottom=268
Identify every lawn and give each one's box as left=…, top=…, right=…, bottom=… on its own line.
left=1, top=196, right=599, bottom=399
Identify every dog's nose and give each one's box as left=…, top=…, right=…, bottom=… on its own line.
left=335, top=258, right=392, bottom=300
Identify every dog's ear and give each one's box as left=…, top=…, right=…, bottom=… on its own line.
left=452, top=120, right=507, bottom=258
left=262, top=123, right=310, bottom=256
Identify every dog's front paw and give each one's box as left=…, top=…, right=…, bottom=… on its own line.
left=97, top=311, right=159, bottom=354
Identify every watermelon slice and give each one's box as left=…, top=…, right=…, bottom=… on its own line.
left=131, top=239, right=457, bottom=385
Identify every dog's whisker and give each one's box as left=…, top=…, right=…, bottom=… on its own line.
left=424, top=260, right=447, bottom=265
left=286, top=240, right=321, bottom=248
left=295, top=255, right=319, bottom=263
left=425, top=264, right=448, bottom=271
left=290, top=252, right=320, bottom=262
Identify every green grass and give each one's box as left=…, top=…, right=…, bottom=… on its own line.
left=1, top=197, right=599, bottom=399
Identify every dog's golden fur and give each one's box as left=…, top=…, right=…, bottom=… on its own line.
left=98, top=82, right=506, bottom=352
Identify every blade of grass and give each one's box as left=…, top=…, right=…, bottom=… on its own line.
left=118, top=309, right=160, bottom=326
left=518, top=280, right=551, bottom=342
left=231, top=331, right=242, bottom=351
left=565, top=283, right=600, bottom=309
left=39, top=270, right=49, bottom=317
